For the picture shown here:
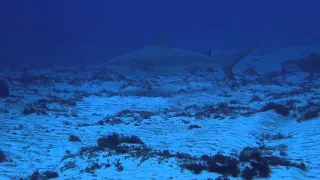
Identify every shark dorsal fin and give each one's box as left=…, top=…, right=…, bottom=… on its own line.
left=205, top=50, right=212, bottom=57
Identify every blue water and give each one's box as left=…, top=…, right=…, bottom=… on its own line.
left=1, top=0, right=320, bottom=67
left=0, top=1, right=320, bottom=179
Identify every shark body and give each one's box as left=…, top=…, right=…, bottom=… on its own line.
left=106, top=45, right=256, bottom=80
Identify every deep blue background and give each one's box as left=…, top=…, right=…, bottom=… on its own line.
left=1, top=0, right=319, bottom=67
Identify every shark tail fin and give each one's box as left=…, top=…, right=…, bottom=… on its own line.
left=221, top=44, right=258, bottom=80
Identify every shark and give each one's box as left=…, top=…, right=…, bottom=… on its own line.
left=106, top=45, right=257, bottom=80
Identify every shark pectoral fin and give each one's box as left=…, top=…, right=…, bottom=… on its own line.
left=186, top=67, right=200, bottom=75
left=139, top=67, right=156, bottom=72
left=222, top=44, right=258, bottom=80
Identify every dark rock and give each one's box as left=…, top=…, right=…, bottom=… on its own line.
left=69, top=135, right=82, bottom=142
left=261, top=102, right=290, bottom=116
left=239, top=147, right=262, bottom=162
left=301, top=109, right=319, bottom=121
left=43, top=171, right=59, bottom=179
left=241, top=166, right=257, bottom=180
left=26, top=170, right=58, bottom=180
left=188, top=124, right=201, bottom=129
left=250, top=159, right=270, bottom=178
left=206, top=154, right=240, bottom=177
left=249, top=95, right=263, bottom=102
left=97, top=133, right=120, bottom=150
left=23, top=107, right=37, bottom=115
left=29, top=171, right=41, bottom=180
left=182, top=162, right=206, bottom=174
left=0, top=150, right=7, bottom=162
left=97, top=133, right=145, bottom=150
left=215, top=176, right=230, bottom=180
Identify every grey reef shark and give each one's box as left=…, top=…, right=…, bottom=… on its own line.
left=105, top=43, right=257, bottom=96
left=106, top=45, right=257, bottom=80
